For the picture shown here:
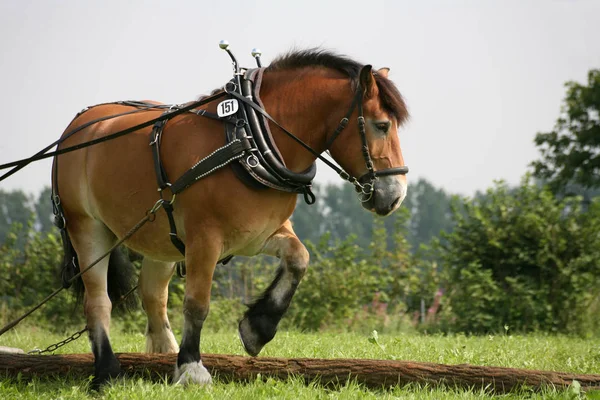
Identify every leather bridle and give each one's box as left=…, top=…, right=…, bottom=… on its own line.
left=323, top=82, right=409, bottom=202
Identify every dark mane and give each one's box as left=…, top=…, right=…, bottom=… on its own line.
left=267, top=48, right=409, bottom=125
left=268, top=48, right=362, bottom=79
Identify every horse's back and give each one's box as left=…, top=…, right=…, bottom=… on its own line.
left=57, top=104, right=161, bottom=217
left=55, top=102, right=297, bottom=261
left=56, top=103, right=181, bottom=258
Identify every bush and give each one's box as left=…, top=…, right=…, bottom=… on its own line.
left=436, top=177, right=600, bottom=335
left=0, top=222, right=84, bottom=330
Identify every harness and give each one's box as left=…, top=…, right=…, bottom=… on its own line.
left=49, top=43, right=409, bottom=266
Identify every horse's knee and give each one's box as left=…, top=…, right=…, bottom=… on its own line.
left=285, top=240, right=309, bottom=281
left=84, top=291, right=112, bottom=332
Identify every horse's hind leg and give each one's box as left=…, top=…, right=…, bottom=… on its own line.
left=239, top=220, right=309, bottom=356
left=139, top=259, right=179, bottom=353
left=68, top=217, right=120, bottom=389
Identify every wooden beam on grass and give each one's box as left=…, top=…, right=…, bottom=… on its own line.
left=0, top=352, right=598, bottom=393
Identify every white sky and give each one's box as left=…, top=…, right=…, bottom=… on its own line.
left=0, top=0, right=598, bottom=196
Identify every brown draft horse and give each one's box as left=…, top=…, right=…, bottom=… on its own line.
left=54, top=49, right=409, bottom=388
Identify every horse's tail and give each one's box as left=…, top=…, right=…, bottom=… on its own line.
left=60, top=229, right=137, bottom=312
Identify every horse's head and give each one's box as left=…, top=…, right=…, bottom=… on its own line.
left=328, top=65, right=409, bottom=216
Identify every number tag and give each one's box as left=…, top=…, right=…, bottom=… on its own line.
left=217, top=99, right=239, bottom=117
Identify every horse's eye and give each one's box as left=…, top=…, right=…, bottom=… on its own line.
left=375, top=121, right=391, bottom=133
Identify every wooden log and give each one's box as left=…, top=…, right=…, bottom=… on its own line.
left=0, top=352, right=598, bottom=393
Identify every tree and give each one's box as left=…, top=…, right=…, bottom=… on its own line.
left=0, top=189, right=34, bottom=244
left=321, top=183, right=374, bottom=247
left=35, top=187, right=56, bottom=233
left=290, top=184, right=326, bottom=245
left=436, top=176, right=600, bottom=334
left=292, top=179, right=456, bottom=252
left=532, top=69, right=600, bottom=193
left=402, top=178, right=454, bottom=250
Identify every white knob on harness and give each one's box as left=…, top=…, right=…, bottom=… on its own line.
left=251, top=48, right=262, bottom=58
left=219, top=40, right=230, bottom=50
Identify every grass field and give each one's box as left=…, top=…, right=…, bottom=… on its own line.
left=1, top=324, right=599, bottom=399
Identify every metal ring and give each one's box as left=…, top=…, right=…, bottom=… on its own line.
left=247, top=154, right=259, bottom=168
left=358, top=191, right=373, bottom=203
left=148, top=199, right=164, bottom=215
left=361, top=182, right=374, bottom=196
left=224, top=81, right=237, bottom=93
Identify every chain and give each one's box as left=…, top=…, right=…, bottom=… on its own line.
left=27, top=282, right=141, bottom=355
left=28, top=326, right=88, bottom=355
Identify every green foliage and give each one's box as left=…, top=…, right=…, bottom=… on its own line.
left=403, top=178, right=454, bottom=249
left=0, top=221, right=83, bottom=330
left=3, top=177, right=600, bottom=338
left=532, top=69, right=600, bottom=192
left=286, top=233, right=388, bottom=331
left=292, top=179, right=454, bottom=251
left=436, top=176, right=600, bottom=334
left=35, top=187, right=55, bottom=233
left=285, top=209, right=424, bottom=333
left=0, top=189, right=34, bottom=246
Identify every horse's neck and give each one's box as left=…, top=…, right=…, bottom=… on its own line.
left=259, top=70, right=349, bottom=173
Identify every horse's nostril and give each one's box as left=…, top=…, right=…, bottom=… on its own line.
left=391, top=196, right=401, bottom=210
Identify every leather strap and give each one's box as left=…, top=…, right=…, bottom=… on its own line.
left=150, top=113, right=170, bottom=189
left=162, top=201, right=186, bottom=255
left=170, top=138, right=253, bottom=194
left=1, top=92, right=228, bottom=181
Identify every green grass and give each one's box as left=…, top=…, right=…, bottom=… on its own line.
left=1, top=325, right=599, bottom=399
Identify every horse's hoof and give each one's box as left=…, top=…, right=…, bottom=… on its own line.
left=238, top=317, right=266, bottom=357
left=89, top=372, right=121, bottom=392
left=89, top=358, right=121, bottom=391
left=174, top=361, right=212, bottom=385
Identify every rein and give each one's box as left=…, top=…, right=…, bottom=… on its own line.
left=0, top=92, right=228, bottom=182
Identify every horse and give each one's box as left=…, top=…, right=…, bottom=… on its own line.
left=53, top=48, right=409, bottom=388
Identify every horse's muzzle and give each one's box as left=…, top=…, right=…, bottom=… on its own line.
left=360, top=175, right=407, bottom=216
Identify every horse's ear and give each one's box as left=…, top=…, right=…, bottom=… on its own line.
left=359, top=64, right=377, bottom=99
left=377, top=67, right=390, bottom=78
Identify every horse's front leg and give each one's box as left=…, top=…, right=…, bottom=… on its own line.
left=239, top=220, right=309, bottom=356
left=173, top=240, right=220, bottom=385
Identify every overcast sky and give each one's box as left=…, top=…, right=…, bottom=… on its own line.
left=1, top=0, right=598, bottom=198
